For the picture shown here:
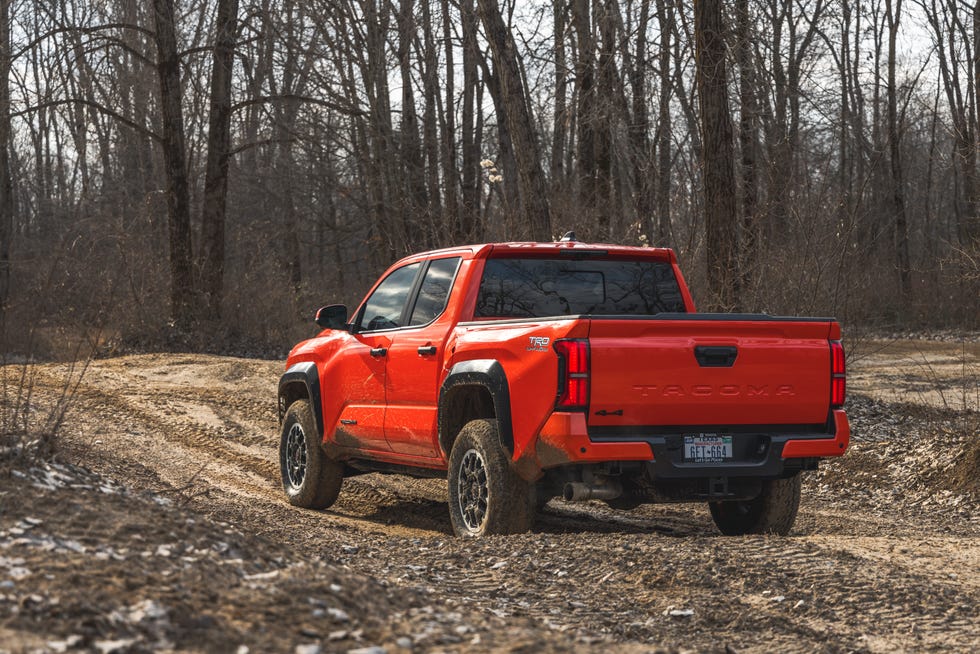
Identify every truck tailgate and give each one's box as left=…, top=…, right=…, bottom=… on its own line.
left=587, top=316, right=834, bottom=428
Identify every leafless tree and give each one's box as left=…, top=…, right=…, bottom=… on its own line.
left=0, top=0, right=975, bottom=353
left=695, top=0, right=738, bottom=309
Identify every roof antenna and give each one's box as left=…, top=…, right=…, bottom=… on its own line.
left=559, top=231, right=577, bottom=242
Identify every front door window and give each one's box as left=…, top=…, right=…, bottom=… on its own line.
left=358, top=263, right=421, bottom=331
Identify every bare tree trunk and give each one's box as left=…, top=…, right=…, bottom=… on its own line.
left=868, top=2, right=887, bottom=251
left=117, top=0, right=154, bottom=207
left=924, top=81, right=940, bottom=284
left=152, top=0, right=195, bottom=327
left=420, top=0, right=443, bottom=236
left=695, top=0, right=738, bottom=309
left=273, top=0, right=316, bottom=289
left=397, top=0, right=427, bottom=242
left=441, top=0, right=459, bottom=234
left=0, top=0, right=11, bottom=315
left=736, top=0, right=759, bottom=297
left=494, top=99, right=521, bottom=233
left=241, top=0, right=272, bottom=173
left=477, top=0, right=552, bottom=240
left=655, top=0, right=673, bottom=246
left=551, top=0, right=568, bottom=186
left=838, top=0, right=853, bottom=235
left=631, top=0, right=652, bottom=241
left=477, top=57, right=520, bottom=234
left=460, top=0, right=480, bottom=240
left=66, top=26, right=92, bottom=194
left=932, top=0, right=977, bottom=248
left=571, top=0, right=596, bottom=216
left=364, top=0, right=398, bottom=259
left=852, top=0, right=867, bottom=214
left=972, top=0, right=980, bottom=245
left=885, top=0, right=910, bottom=297
left=594, top=0, right=616, bottom=239
left=199, top=0, right=239, bottom=321
left=765, top=0, right=790, bottom=238
left=27, top=7, right=49, bottom=224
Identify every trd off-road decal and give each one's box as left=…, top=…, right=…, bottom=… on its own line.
left=527, top=336, right=550, bottom=352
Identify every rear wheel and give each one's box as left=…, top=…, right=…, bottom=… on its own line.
left=448, top=419, right=533, bottom=537
left=709, top=474, right=802, bottom=536
left=279, top=399, right=343, bottom=509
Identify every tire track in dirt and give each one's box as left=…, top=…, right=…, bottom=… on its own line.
left=19, top=352, right=980, bottom=652
left=714, top=535, right=980, bottom=649
left=31, top=366, right=280, bottom=504
left=42, top=365, right=451, bottom=542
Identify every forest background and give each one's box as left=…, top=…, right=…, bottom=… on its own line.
left=0, top=0, right=977, bottom=357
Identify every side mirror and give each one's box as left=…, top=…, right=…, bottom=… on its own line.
left=315, top=304, right=348, bottom=331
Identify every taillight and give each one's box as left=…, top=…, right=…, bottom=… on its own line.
left=554, top=339, right=589, bottom=410
left=830, top=340, right=846, bottom=408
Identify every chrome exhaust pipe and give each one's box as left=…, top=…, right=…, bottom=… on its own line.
left=563, top=481, right=623, bottom=502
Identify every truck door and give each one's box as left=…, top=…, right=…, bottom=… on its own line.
left=384, top=256, right=462, bottom=458
left=333, top=262, right=422, bottom=452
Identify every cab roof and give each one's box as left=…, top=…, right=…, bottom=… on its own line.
left=396, top=240, right=677, bottom=265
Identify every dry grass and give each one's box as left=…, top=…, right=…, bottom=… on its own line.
left=950, top=438, right=980, bottom=495
left=0, top=324, right=100, bottom=472
left=847, top=337, right=980, bottom=498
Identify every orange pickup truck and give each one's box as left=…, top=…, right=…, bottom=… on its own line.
left=277, top=236, right=849, bottom=537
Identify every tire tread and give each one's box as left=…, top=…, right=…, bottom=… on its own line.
left=279, top=399, right=343, bottom=510
left=448, top=419, right=533, bottom=537
left=709, top=474, right=802, bottom=536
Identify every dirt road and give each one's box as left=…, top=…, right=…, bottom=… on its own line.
left=2, top=339, right=978, bottom=652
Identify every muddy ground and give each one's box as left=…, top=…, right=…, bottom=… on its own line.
left=1, top=337, right=978, bottom=653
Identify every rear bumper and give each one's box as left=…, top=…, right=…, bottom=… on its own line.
left=782, top=410, right=849, bottom=458
left=518, top=409, right=849, bottom=480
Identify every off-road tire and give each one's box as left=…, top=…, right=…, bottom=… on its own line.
left=448, top=419, right=534, bottom=537
left=279, top=399, right=343, bottom=509
left=709, top=474, right=802, bottom=536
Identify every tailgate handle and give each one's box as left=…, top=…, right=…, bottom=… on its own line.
left=695, top=346, right=738, bottom=367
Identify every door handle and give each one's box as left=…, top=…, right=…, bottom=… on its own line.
left=417, top=345, right=437, bottom=355
left=370, top=347, right=387, bottom=357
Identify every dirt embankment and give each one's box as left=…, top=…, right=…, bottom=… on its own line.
left=1, top=339, right=978, bottom=653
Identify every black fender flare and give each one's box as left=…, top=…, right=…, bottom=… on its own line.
left=438, top=359, right=513, bottom=458
left=278, top=362, right=323, bottom=438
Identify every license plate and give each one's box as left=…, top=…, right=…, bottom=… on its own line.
left=683, top=434, right=733, bottom=463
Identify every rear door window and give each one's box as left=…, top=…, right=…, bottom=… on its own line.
left=475, top=258, right=686, bottom=318
left=409, top=257, right=461, bottom=326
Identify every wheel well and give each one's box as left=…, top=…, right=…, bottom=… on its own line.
left=439, top=385, right=496, bottom=456
left=278, top=381, right=310, bottom=423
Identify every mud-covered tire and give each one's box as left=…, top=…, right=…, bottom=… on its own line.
left=448, top=419, right=533, bottom=537
left=279, top=399, right=343, bottom=509
left=709, top=474, right=802, bottom=536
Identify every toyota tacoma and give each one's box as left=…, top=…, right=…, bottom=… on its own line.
left=277, top=236, right=849, bottom=537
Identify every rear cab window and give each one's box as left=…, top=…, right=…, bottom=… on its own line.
left=475, top=257, right=686, bottom=318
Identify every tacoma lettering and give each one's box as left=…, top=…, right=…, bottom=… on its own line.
left=631, top=384, right=796, bottom=398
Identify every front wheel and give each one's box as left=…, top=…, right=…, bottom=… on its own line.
left=279, top=399, right=343, bottom=509
left=448, top=419, right=533, bottom=537
left=709, top=474, right=802, bottom=536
